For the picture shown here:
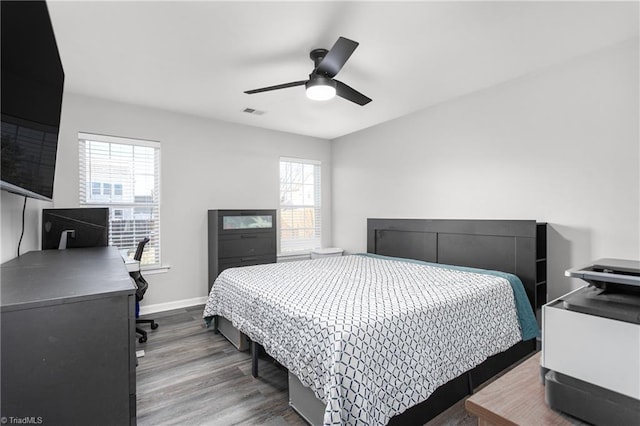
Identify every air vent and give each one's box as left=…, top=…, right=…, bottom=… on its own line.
left=243, top=108, right=265, bottom=115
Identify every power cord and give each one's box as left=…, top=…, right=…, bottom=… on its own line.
left=17, top=195, right=27, bottom=257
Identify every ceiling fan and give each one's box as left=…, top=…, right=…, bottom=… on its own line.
left=244, top=36, right=372, bottom=106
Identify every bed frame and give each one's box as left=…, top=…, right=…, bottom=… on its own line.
left=218, top=218, right=541, bottom=425
left=366, top=218, right=539, bottom=424
left=367, top=218, right=540, bottom=309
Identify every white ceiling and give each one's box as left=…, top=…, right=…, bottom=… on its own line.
left=47, top=1, right=639, bottom=140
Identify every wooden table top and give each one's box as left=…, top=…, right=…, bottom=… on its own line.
left=465, top=352, right=579, bottom=426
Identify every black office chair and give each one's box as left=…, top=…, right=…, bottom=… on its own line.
left=131, top=237, right=158, bottom=343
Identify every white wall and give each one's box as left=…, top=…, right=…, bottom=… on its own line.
left=3, top=38, right=636, bottom=307
left=332, top=39, right=639, bottom=300
left=0, top=191, right=51, bottom=263
left=48, top=93, right=331, bottom=308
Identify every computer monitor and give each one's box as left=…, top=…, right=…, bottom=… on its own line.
left=42, top=208, right=109, bottom=250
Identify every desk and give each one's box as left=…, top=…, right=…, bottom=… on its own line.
left=465, top=352, right=582, bottom=426
left=1, top=247, right=137, bottom=425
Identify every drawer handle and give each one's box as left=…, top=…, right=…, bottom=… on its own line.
left=240, top=235, right=258, bottom=239
left=241, top=257, right=258, bottom=262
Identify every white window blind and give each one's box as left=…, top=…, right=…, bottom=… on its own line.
left=279, top=157, right=321, bottom=253
left=79, top=133, right=161, bottom=266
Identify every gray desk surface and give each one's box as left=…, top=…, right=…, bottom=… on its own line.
left=1, top=246, right=135, bottom=312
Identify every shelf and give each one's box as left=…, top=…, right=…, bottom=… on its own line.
left=535, top=282, right=547, bottom=309
left=534, top=223, right=547, bottom=310
left=536, top=261, right=547, bottom=284
left=536, top=223, right=547, bottom=260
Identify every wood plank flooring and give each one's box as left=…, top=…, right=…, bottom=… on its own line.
left=135, top=305, right=476, bottom=426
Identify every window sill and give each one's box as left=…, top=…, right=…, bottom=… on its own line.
left=277, top=252, right=311, bottom=262
left=141, top=265, right=171, bottom=275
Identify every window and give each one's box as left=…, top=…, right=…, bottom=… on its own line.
left=79, top=133, right=161, bottom=266
left=279, top=157, right=321, bottom=253
left=91, top=182, right=101, bottom=196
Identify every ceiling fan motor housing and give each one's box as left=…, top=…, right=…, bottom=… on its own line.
left=310, top=48, right=329, bottom=69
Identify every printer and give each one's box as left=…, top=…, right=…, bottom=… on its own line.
left=542, top=258, right=640, bottom=425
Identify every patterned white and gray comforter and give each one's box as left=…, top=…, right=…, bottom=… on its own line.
left=203, top=255, right=524, bottom=425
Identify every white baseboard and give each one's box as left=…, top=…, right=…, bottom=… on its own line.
left=139, top=296, right=208, bottom=316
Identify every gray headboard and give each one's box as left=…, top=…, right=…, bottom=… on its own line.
left=367, top=219, right=539, bottom=309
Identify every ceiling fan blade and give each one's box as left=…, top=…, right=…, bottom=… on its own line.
left=244, top=80, right=307, bottom=94
left=315, top=37, right=359, bottom=78
left=335, top=80, right=372, bottom=106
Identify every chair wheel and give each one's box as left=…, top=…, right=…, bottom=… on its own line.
left=139, top=336, right=147, bottom=343
left=151, top=322, right=159, bottom=330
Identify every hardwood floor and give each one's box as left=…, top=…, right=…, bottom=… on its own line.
left=135, top=305, right=476, bottom=426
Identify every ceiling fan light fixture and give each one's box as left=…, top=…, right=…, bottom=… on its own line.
left=245, top=37, right=371, bottom=106
left=305, top=77, right=336, bottom=101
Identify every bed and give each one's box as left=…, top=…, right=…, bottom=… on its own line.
left=203, top=219, right=543, bottom=425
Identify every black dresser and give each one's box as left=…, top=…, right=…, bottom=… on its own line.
left=0, top=247, right=137, bottom=425
left=207, top=209, right=277, bottom=292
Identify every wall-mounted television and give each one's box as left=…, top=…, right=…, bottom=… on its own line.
left=42, top=208, right=109, bottom=250
left=1, top=1, right=65, bottom=201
